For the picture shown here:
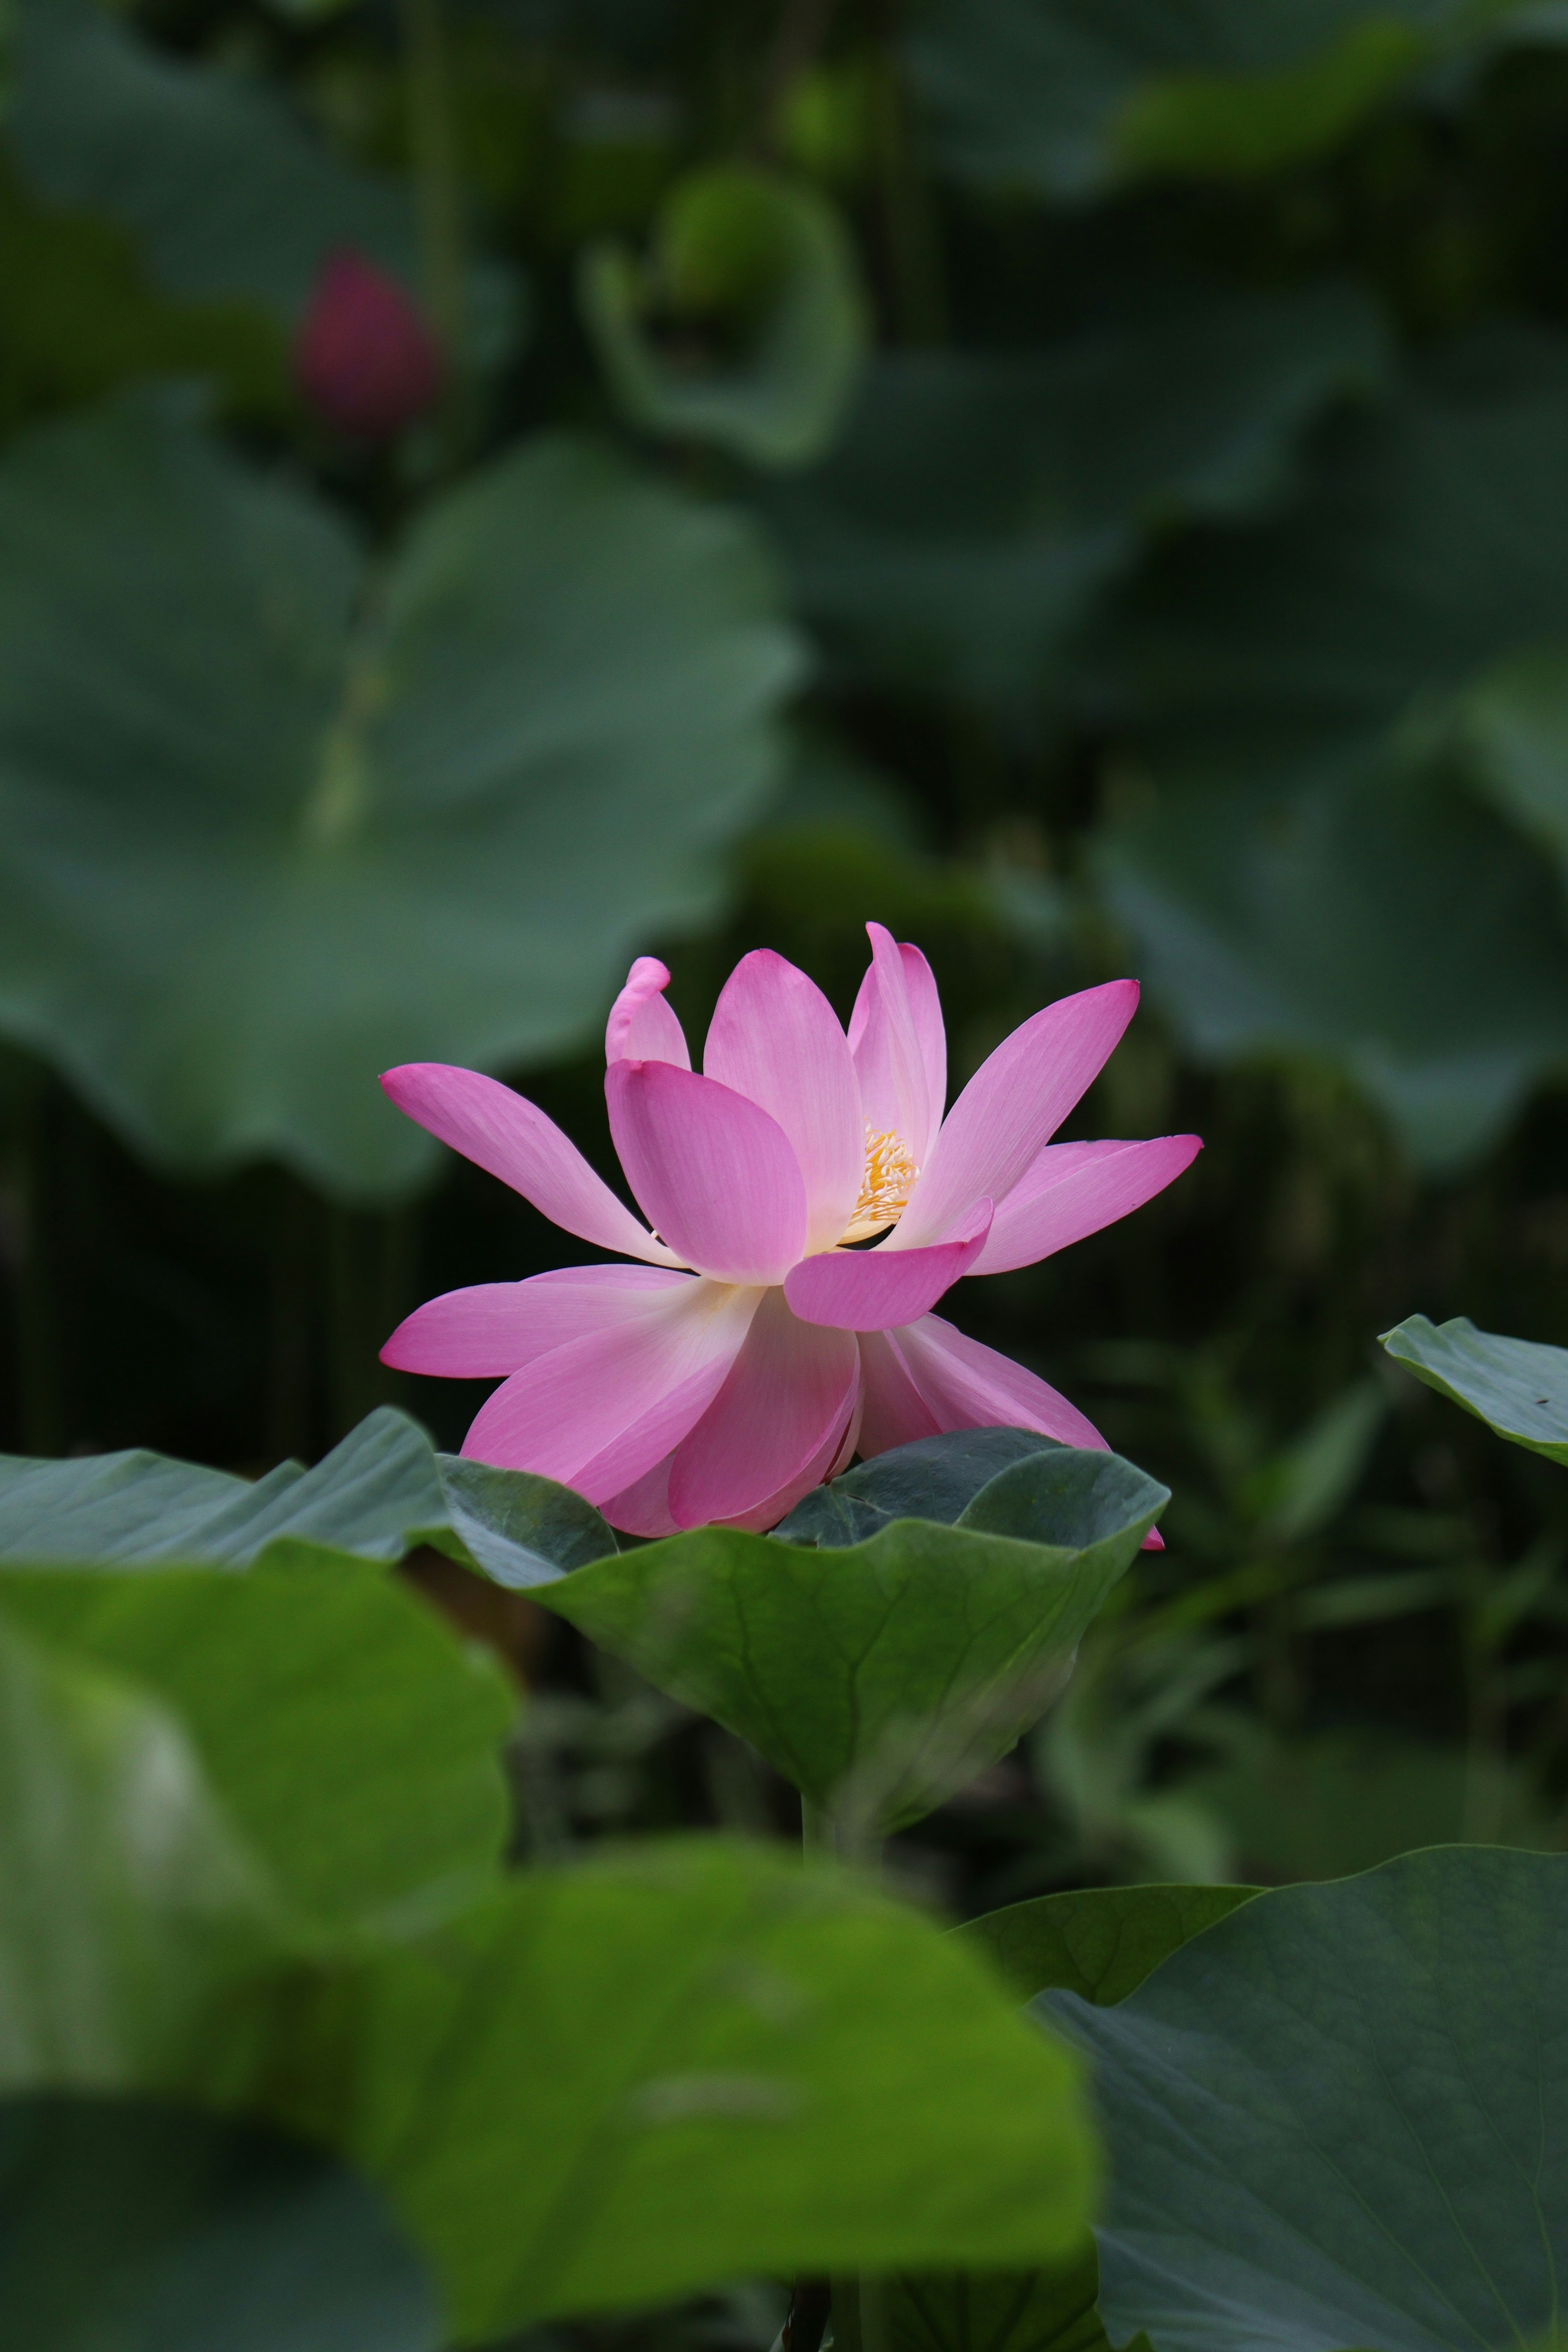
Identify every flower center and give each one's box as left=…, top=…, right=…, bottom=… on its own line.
left=841, top=1124, right=918, bottom=1243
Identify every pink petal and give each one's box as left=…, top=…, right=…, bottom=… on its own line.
left=606, top=956, right=690, bottom=1069
left=899, top=941, right=947, bottom=1157
left=716, top=1389, right=865, bottom=1534
left=382, top=1064, right=683, bottom=1268
left=381, top=1264, right=693, bottom=1378
left=605, top=1060, right=808, bottom=1285
left=892, top=1312, right=1109, bottom=1451
left=460, top=1279, right=760, bottom=1496
left=600, top=1452, right=681, bottom=1540
left=848, top=923, right=937, bottom=1168
left=666, top=1289, right=859, bottom=1528
left=784, top=1199, right=993, bottom=1331
left=703, top=949, right=863, bottom=1254
left=894, top=980, right=1140, bottom=1251
left=972, top=1134, right=1203, bottom=1276
left=856, top=1329, right=942, bottom=1457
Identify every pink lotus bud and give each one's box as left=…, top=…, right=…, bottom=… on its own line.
left=294, top=249, right=445, bottom=439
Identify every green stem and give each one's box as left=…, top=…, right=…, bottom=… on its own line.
left=800, top=1793, right=837, bottom=1858
left=399, top=0, right=465, bottom=356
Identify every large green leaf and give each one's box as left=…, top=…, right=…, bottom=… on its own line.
left=296, top=1838, right=1100, bottom=2337
left=0, top=1405, right=617, bottom=1586
left=1112, top=334, right=1568, bottom=798
left=531, top=1445, right=1168, bottom=1833
left=0, top=2094, right=439, bottom=2352
left=1056, top=1847, right=1568, bottom=2352
left=0, top=1552, right=517, bottom=1933
left=0, top=1613, right=281, bottom=2095
left=1100, top=768, right=1568, bottom=1170
left=581, top=164, right=870, bottom=468
left=1380, top=1312, right=1568, bottom=1463
left=8, top=0, right=422, bottom=322
left=907, top=0, right=1515, bottom=200
left=775, top=1428, right=1070, bottom=1545
left=762, top=281, right=1386, bottom=713
left=957, top=1882, right=1258, bottom=2004
left=885, top=1880, right=1256, bottom=2352
left=0, top=392, right=800, bottom=1196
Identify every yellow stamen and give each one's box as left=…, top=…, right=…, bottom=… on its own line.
left=842, top=1123, right=918, bottom=1243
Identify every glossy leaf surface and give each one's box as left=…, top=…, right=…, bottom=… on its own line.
left=0, top=1405, right=617, bottom=1585
left=1380, top=1312, right=1568, bottom=1464
left=535, top=1444, right=1168, bottom=1831
left=1055, top=1847, right=1568, bottom=2352
left=0, top=394, right=799, bottom=1195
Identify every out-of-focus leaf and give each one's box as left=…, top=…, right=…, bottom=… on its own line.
left=886, top=2245, right=1122, bottom=2352
left=0, top=1613, right=280, bottom=2094
left=530, top=1448, right=1167, bottom=1832
left=1243, top=1377, right=1385, bottom=1541
left=907, top=0, right=1510, bottom=200
left=1381, top=1312, right=1568, bottom=1462
left=9, top=0, right=421, bottom=323
left=1112, top=334, right=1568, bottom=797
left=763, top=281, right=1387, bottom=713
left=1185, top=1728, right=1559, bottom=1879
left=1054, top=1847, right=1568, bottom=2352
left=1463, top=641, right=1568, bottom=909
left=0, top=1406, right=616, bottom=1586
left=776, top=1428, right=1068, bottom=1546
left=581, top=163, right=870, bottom=467
left=956, top=1882, right=1258, bottom=2005
left=296, top=1839, right=1100, bottom=2337
left=1100, top=770, right=1568, bottom=1171
left=0, top=2094, right=439, bottom=2352
left=0, top=1553, right=517, bottom=1934
left=0, top=393, right=800, bottom=1197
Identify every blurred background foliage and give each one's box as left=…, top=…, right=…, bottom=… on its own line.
left=9, top=0, right=1568, bottom=1906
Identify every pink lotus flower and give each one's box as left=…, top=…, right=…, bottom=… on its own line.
left=381, top=929, right=1200, bottom=1536
left=294, top=249, right=445, bottom=440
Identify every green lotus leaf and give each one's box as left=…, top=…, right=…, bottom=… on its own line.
left=0, top=1552, right=517, bottom=1934
left=1100, top=769, right=1568, bottom=1173
left=10, top=0, right=421, bottom=322
left=957, top=1882, right=1259, bottom=2005
left=0, top=2094, right=439, bottom=2352
left=1381, top=1312, right=1568, bottom=1464
left=530, top=1444, right=1167, bottom=1833
left=1054, top=1846, right=1568, bottom=2352
left=0, top=1405, right=616, bottom=1586
left=296, top=1837, right=1100, bottom=2337
left=763, top=281, right=1387, bottom=713
left=907, top=0, right=1515, bottom=201
left=775, top=1427, right=1068, bottom=1545
left=0, top=391, right=800, bottom=1196
left=581, top=163, right=870, bottom=468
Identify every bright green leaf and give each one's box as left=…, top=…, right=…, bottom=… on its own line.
left=763, top=281, right=1387, bottom=714
left=1056, top=1846, right=1568, bottom=2352
left=0, top=2094, right=438, bottom=2352
left=957, top=1882, right=1258, bottom=2005
left=0, top=1405, right=616, bottom=1584
left=0, top=1553, right=517, bottom=1933
left=0, top=392, right=801, bottom=1196
left=1380, top=1312, right=1568, bottom=1463
left=581, top=163, right=870, bottom=468
left=531, top=1446, right=1167, bottom=1833
left=296, top=1838, right=1100, bottom=2337
left=1100, top=770, right=1568, bottom=1172
left=0, top=1612, right=280, bottom=2096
